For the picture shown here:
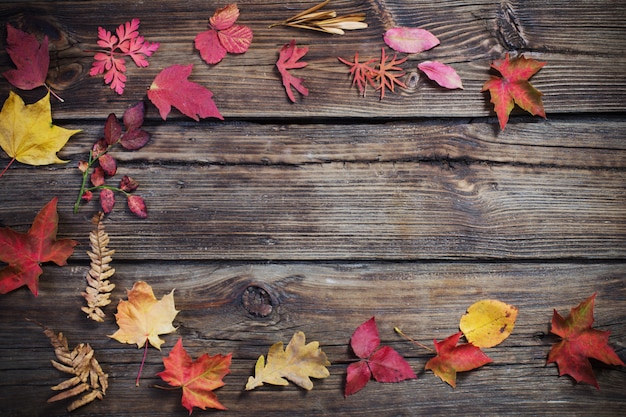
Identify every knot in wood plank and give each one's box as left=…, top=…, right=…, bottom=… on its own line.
left=241, top=285, right=273, bottom=317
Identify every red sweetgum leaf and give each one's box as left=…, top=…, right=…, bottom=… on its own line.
left=147, top=64, right=223, bottom=121
left=276, top=40, right=309, bottom=103
left=481, top=53, right=546, bottom=130
left=424, top=332, right=492, bottom=388
left=383, top=27, right=439, bottom=54
left=100, top=189, right=115, bottom=213
left=127, top=195, right=147, bottom=219
left=157, top=338, right=231, bottom=413
left=547, top=293, right=624, bottom=389
left=0, top=197, right=78, bottom=296
left=3, top=23, right=49, bottom=91
left=418, top=61, right=463, bottom=90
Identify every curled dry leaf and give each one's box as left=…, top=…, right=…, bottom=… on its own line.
left=270, top=0, right=367, bottom=35
left=81, top=212, right=116, bottom=322
left=32, top=322, right=108, bottom=412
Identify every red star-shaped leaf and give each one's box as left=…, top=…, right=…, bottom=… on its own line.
left=424, top=332, right=492, bottom=388
left=0, top=197, right=78, bottom=296
left=157, top=338, right=232, bottom=413
left=547, top=293, right=624, bottom=389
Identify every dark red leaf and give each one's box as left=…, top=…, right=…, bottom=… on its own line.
left=104, top=113, right=122, bottom=145
left=123, top=101, right=145, bottom=131
left=2, top=23, right=49, bottom=90
left=120, top=129, right=150, bottom=150
left=345, top=361, right=371, bottom=397
left=127, top=195, right=147, bottom=218
left=81, top=190, right=93, bottom=202
left=350, top=316, right=380, bottom=358
left=99, top=189, right=115, bottom=213
left=98, top=154, right=117, bottom=176
left=119, top=175, right=139, bottom=192
left=90, top=167, right=105, bottom=187
left=369, top=346, right=417, bottom=383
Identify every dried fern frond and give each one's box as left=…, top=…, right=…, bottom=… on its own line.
left=269, top=0, right=367, bottom=35
left=81, top=212, right=115, bottom=322
left=37, top=324, right=108, bottom=412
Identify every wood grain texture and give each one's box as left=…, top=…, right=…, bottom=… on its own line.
left=0, top=262, right=624, bottom=417
left=0, top=0, right=625, bottom=416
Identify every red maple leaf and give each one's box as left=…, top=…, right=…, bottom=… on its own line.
left=338, top=52, right=377, bottom=97
left=481, top=53, right=546, bottom=130
left=195, top=3, right=253, bottom=65
left=345, top=317, right=416, bottom=397
left=147, top=64, right=223, bottom=121
left=424, top=332, right=492, bottom=388
left=157, top=338, right=232, bottom=413
left=276, top=40, right=309, bottom=103
left=2, top=23, right=49, bottom=91
left=0, top=197, right=78, bottom=296
left=547, top=293, right=624, bottom=389
left=374, top=48, right=407, bottom=100
left=90, top=19, right=159, bottom=95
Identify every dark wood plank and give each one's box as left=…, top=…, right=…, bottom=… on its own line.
left=0, top=262, right=623, bottom=416
left=0, top=1, right=624, bottom=119
left=1, top=161, right=625, bottom=260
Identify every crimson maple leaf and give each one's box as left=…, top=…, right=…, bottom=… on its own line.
left=157, top=338, right=232, bottom=413
left=547, top=293, right=624, bottom=389
left=481, top=53, right=546, bottom=130
left=90, top=19, right=159, bottom=95
left=195, top=3, right=253, bottom=65
left=424, top=332, right=492, bottom=388
left=276, top=40, right=309, bottom=103
left=2, top=23, right=49, bottom=91
left=345, top=317, right=416, bottom=397
left=0, top=197, right=78, bottom=296
left=338, top=52, right=377, bottom=97
left=147, top=64, right=223, bottom=121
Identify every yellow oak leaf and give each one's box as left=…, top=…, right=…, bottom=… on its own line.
left=245, top=331, right=330, bottom=391
left=0, top=91, right=80, bottom=166
left=459, top=299, right=518, bottom=348
left=109, top=281, right=178, bottom=350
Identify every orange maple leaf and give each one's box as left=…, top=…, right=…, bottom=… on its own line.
left=109, top=281, right=178, bottom=349
left=158, top=338, right=232, bottom=413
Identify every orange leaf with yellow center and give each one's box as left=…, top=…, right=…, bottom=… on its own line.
left=459, top=299, right=518, bottom=348
left=109, top=281, right=178, bottom=349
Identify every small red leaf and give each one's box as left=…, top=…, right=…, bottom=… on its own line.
left=120, top=129, right=150, bottom=150
left=81, top=190, right=93, bottom=202
left=383, top=27, right=440, bottom=54
left=345, top=360, right=371, bottom=397
left=210, top=3, right=240, bottom=31
left=196, top=4, right=252, bottom=65
left=100, top=189, right=115, bottom=213
left=127, top=195, right=147, bottom=219
left=104, top=113, right=122, bottom=145
left=91, top=167, right=105, bottom=187
left=123, top=101, right=145, bottom=131
left=418, top=61, right=463, bottom=90
left=369, top=345, right=417, bottom=383
left=194, top=30, right=227, bottom=65
left=119, top=175, right=139, bottom=192
left=276, top=40, right=309, bottom=103
left=2, top=23, right=50, bottom=90
left=98, top=154, right=117, bottom=176
left=350, top=317, right=380, bottom=358
left=218, top=25, right=253, bottom=54
left=148, top=64, right=223, bottom=121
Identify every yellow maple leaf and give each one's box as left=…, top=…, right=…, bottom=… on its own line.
left=459, top=299, right=518, bottom=348
left=0, top=91, right=80, bottom=166
left=245, top=331, right=330, bottom=391
left=109, top=281, right=179, bottom=349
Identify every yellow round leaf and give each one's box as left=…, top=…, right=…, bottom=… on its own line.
left=459, top=299, right=518, bottom=348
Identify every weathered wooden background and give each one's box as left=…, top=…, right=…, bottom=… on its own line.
left=0, top=1, right=625, bottom=416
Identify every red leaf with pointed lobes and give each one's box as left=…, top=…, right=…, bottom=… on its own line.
left=100, top=189, right=115, bottom=213
left=158, top=338, right=231, bottom=413
left=276, top=40, right=309, bottom=103
left=425, top=332, right=492, bottom=388
left=481, top=53, right=546, bottom=130
left=0, top=197, right=78, bottom=295
left=345, top=317, right=416, bottom=397
left=547, top=293, right=624, bottom=389
left=127, top=195, right=147, bottom=219
left=3, top=24, right=49, bottom=90
left=148, top=64, right=223, bottom=121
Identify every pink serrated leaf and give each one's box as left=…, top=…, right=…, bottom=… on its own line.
left=147, top=64, right=223, bottom=121
left=383, top=27, right=440, bottom=54
left=218, top=25, right=253, bottom=54
left=418, top=61, right=463, bottom=89
left=210, top=4, right=241, bottom=30
left=195, top=29, right=227, bottom=65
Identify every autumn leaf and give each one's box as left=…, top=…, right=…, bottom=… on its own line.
left=276, top=40, right=309, bottom=103
left=269, top=0, right=367, bottom=35
left=547, top=293, right=624, bottom=389
left=418, top=61, right=463, bottom=90
left=195, top=3, right=253, bottom=65
left=345, top=317, right=416, bottom=397
left=2, top=23, right=49, bottom=91
left=245, top=331, right=330, bottom=390
left=0, top=197, right=78, bottom=296
left=481, top=53, right=546, bottom=130
left=424, top=332, right=492, bottom=388
left=374, top=48, right=407, bottom=100
left=383, top=27, right=440, bottom=54
left=109, top=281, right=178, bottom=349
left=338, top=52, right=377, bottom=97
left=147, top=64, right=223, bottom=121
left=90, top=19, right=159, bottom=95
left=459, top=299, right=518, bottom=348
left=157, top=338, right=232, bottom=413
left=0, top=91, right=80, bottom=176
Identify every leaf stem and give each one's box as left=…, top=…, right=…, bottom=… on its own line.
left=45, top=84, right=64, bottom=103
left=394, top=327, right=435, bottom=353
left=136, top=339, right=149, bottom=386
left=0, top=157, right=16, bottom=179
